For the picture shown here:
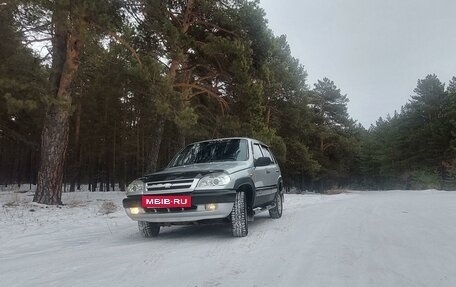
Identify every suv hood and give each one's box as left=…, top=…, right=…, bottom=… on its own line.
left=141, top=161, right=251, bottom=182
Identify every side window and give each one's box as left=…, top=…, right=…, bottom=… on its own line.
left=252, top=143, right=263, bottom=160
left=260, top=145, right=274, bottom=163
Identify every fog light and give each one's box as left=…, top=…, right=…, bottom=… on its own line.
left=205, top=203, right=217, bottom=211
left=130, top=207, right=141, bottom=215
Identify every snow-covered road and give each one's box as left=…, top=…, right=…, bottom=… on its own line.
left=1, top=190, right=456, bottom=287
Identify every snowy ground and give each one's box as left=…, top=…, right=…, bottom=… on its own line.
left=1, top=190, right=456, bottom=287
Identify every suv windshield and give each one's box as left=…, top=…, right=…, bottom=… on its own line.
left=169, top=139, right=248, bottom=167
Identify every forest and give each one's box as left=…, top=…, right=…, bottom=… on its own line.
left=1, top=0, right=455, bottom=204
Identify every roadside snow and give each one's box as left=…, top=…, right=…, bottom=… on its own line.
left=1, top=190, right=455, bottom=287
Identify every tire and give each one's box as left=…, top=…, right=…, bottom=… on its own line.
left=269, top=192, right=283, bottom=219
left=231, top=191, right=248, bottom=237
left=138, top=221, right=160, bottom=237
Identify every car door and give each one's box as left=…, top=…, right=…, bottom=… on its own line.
left=252, top=142, right=277, bottom=206
left=252, top=142, right=269, bottom=207
left=259, top=145, right=279, bottom=203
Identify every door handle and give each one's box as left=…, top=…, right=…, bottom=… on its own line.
left=275, top=170, right=279, bottom=173
left=266, top=170, right=271, bottom=174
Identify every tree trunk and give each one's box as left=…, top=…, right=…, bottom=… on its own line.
left=118, top=129, right=125, bottom=191
left=34, top=101, right=71, bottom=204
left=34, top=8, right=83, bottom=205
left=120, top=154, right=126, bottom=191
left=70, top=97, right=81, bottom=192
left=147, top=117, right=165, bottom=173
left=112, top=121, right=116, bottom=191
left=265, top=104, right=271, bottom=127
left=177, top=131, right=186, bottom=150
left=12, top=151, right=19, bottom=184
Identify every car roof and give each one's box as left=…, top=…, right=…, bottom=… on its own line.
left=189, top=137, right=268, bottom=146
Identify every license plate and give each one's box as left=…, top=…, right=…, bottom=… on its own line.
left=141, top=195, right=192, bottom=208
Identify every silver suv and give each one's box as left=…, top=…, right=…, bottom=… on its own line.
left=122, top=137, right=283, bottom=237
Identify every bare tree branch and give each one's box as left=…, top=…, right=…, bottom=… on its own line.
left=174, top=82, right=228, bottom=112
left=20, top=22, right=52, bottom=34
left=23, top=37, right=52, bottom=45
left=188, top=90, right=206, bottom=98
left=104, top=30, right=143, bottom=67
left=194, top=20, right=238, bottom=37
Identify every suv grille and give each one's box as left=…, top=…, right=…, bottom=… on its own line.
left=145, top=178, right=198, bottom=194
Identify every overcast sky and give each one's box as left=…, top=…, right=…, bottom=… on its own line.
left=259, top=0, right=456, bottom=127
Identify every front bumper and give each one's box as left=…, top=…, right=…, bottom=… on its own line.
left=123, top=190, right=236, bottom=223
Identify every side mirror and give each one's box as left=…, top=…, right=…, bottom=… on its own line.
left=255, top=157, right=272, bottom=167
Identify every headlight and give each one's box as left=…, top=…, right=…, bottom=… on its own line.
left=127, top=179, right=144, bottom=194
left=195, top=172, right=231, bottom=190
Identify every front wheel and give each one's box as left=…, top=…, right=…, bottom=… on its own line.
left=269, top=192, right=283, bottom=219
left=138, top=221, right=160, bottom=237
left=231, top=191, right=248, bottom=237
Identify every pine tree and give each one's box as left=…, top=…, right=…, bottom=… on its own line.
left=15, top=0, right=124, bottom=204
left=0, top=1, right=46, bottom=186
